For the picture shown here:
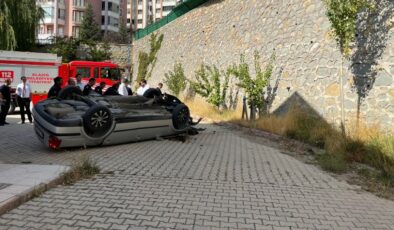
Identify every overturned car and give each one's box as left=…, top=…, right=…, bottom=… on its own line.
left=33, top=86, right=201, bottom=149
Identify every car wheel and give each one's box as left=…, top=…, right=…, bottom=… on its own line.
left=172, top=104, right=190, bottom=130
left=83, top=105, right=113, bottom=138
left=58, top=86, right=82, bottom=100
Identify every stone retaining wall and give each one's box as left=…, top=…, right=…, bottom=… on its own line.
left=128, top=0, right=394, bottom=131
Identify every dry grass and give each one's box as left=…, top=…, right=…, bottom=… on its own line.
left=185, top=99, right=394, bottom=179
left=62, top=154, right=100, bottom=185
left=184, top=97, right=241, bottom=122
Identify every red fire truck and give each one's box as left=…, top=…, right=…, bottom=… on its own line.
left=0, top=51, right=122, bottom=113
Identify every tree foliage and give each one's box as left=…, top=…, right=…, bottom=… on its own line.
left=87, top=41, right=112, bottom=62
left=0, top=1, right=15, bottom=50
left=189, top=64, right=229, bottom=108
left=118, top=18, right=130, bottom=44
left=228, top=52, right=275, bottom=110
left=137, top=33, right=164, bottom=81
left=0, top=0, right=44, bottom=50
left=49, top=37, right=111, bottom=62
left=80, top=3, right=101, bottom=42
left=324, top=0, right=373, bottom=56
left=164, top=63, right=187, bottom=97
left=49, top=37, right=80, bottom=63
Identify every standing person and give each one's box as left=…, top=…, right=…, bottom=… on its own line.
left=83, top=78, right=96, bottom=96
left=136, top=79, right=149, bottom=96
left=48, top=77, right=63, bottom=98
left=104, top=83, right=120, bottom=96
left=157, top=83, right=163, bottom=95
left=118, top=78, right=130, bottom=96
left=95, top=81, right=106, bottom=95
left=76, top=74, right=84, bottom=90
left=16, top=76, right=33, bottom=124
left=0, top=78, right=12, bottom=126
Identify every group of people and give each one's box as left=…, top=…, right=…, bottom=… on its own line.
left=0, top=76, right=33, bottom=126
left=0, top=74, right=165, bottom=126
left=48, top=74, right=163, bottom=98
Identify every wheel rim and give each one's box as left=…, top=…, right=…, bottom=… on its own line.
left=91, top=110, right=109, bottom=128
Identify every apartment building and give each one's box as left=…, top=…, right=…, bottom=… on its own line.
left=37, top=0, right=127, bottom=44
left=127, top=0, right=183, bottom=31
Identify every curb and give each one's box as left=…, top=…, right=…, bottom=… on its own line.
left=0, top=175, right=65, bottom=215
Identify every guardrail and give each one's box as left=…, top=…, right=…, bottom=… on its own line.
left=133, top=0, right=210, bottom=40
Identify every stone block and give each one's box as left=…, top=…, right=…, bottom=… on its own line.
left=375, top=70, right=393, bottom=86
left=325, top=83, right=340, bottom=96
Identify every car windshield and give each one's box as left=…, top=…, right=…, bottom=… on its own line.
left=101, top=68, right=121, bottom=81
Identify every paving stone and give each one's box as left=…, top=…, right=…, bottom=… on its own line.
left=0, top=124, right=393, bottom=230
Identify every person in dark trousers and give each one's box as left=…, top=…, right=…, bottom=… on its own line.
left=0, top=78, right=12, bottom=126
left=94, top=81, right=106, bottom=95
left=103, top=83, right=120, bottom=96
left=16, top=76, right=33, bottom=124
left=83, top=78, right=96, bottom=96
left=48, top=77, right=63, bottom=98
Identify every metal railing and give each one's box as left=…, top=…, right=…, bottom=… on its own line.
left=133, top=0, right=210, bottom=40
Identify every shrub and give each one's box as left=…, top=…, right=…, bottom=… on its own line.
left=188, top=64, right=229, bottom=108
left=228, top=51, right=275, bottom=114
left=137, top=33, right=164, bottom=81
left=366, top=136, right=394, bottom=177
left=317, top=153, right=348, bottom=173
left=164, top=62, right=187, bottom=97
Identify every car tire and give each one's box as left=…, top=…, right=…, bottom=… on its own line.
left=83, top=105, right=113, bottom=138
left=58, top=86, right=82, bottom=100
left=172, top=104, right=190, bottom=130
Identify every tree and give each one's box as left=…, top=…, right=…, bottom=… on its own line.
left=189, top=64, right=229, bottom=108
left=0, top=0, right=44, bottom=50
left=228, top=52, right=275, bottom=118
left=80, top=3, right=101, bottom=41
left=164, top=63, right=187, bottom=97
left=88, top=41, right=112, bottom=61
left=324, top=0, right=373, bottom=129
left=137, top=33, right=164, bottom=81
left=0, top=0, right=16, bottom=50
left=324, top=0, right=373, bottom=56
left=49, top=37, right=80, bottom=63
left=118, top=18, right=130, bottom=43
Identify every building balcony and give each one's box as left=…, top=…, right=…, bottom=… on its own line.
left=101, top=24, right=119, bottom=32
left=58, top=18, right=65, bottom=25
left=102, top=10, right=120, bottom=18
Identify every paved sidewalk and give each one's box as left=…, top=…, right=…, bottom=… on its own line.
left=0, top=164, right=68, bottom=214
left=0, top=122, right=393, bottom=229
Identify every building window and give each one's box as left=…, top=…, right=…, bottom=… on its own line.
left=72, top=26, right=80, bottom=38
left=73, top=0, right=85, bottom=7
left=47, top=26, right=53, bottom=34
left=58, top=9, right=65, bottom=20
left=102, top=1, right=105, bottom=10
left=137, top=19, right=142, bottom=24
left=73, top=11, right=84, bottom=22
left=42, top=7, right=53, bottom=17
left=163, top=6, right=174, bottom=12
left=127, top=18, right=131, bottom=23
left=101, top=16, right=105, bottom=25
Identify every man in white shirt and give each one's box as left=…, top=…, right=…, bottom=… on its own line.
left=136, top=79, right=150, bottom=96
left=76, top=74, right=84, bottom=90
left=118, top=78, right=131, bottom=96
left=16, top=76, right=32, bottom=124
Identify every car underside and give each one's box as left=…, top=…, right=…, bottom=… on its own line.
left=33, top=86, right=201, bottom=149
